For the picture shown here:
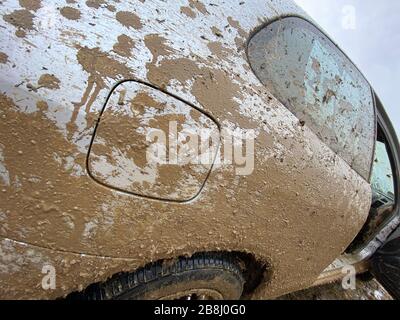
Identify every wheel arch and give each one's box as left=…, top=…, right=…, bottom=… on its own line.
left=66, top=250, right=271, bottom=299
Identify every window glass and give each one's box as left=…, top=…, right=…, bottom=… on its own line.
left=371, top=141, right=395, bottom=201
left=248, top=17, right=375, bottom=180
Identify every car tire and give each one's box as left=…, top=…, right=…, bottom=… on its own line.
left=70, top=252, right=245, bottom=300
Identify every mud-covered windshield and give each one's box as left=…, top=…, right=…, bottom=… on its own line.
left=248, top=17, right=376, bottom=180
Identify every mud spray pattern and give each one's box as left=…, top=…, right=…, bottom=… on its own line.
left=145, top=122, right=256, bottom=176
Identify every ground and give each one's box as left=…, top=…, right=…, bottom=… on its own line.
left=278, top=277, right=393, bottom=300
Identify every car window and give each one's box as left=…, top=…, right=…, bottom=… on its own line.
left=247, top=17, right=375, bottom=180
left=371, top=141, right=395, bottom=202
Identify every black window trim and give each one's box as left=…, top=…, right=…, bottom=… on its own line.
left=374, top=93, right=400, bottom=214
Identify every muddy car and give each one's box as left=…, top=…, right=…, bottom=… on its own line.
left=0, top=0, right=399, bottom=300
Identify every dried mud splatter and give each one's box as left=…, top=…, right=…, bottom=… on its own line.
left=0, top=52, right=9, bottom=64
left=207, top=41, right=235, bottom=60
left=19, top=0, right=42, bottom=11
left=116, top=11, right=142, bottom=30
left=60, top=6, right=81, bottom=20
left=38, top=74, right=60, bottom=90
left=36, top=100, right=48, bottom=111
left=189, top=0, right=209, bottom=15
left=144, top=34, right=174, bottom=65
left=3, top=9, right=34, bottom=38
left=144, top=34, right=243, bottom=117
left=227, top=16, right=247, bottom=49
left=180, top=6, right=196, bottom=19
left=113, top=34, right=135, bottom=58
left=106, top=4, right=116, bottom=12
left=68, top=46, right=132, bottom=135
left=211, top=26, right=223, bottom=38
left=227, top=16, right=247, bottom=37
left=86, top=0, right=106, bottom=9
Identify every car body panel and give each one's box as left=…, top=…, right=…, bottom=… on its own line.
left=0, top=0, right=372, bottom=299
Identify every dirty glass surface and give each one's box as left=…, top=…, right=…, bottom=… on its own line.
left=371, top=141, right=395, bottom=200
left=248, top=17, right=375, bottom=180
